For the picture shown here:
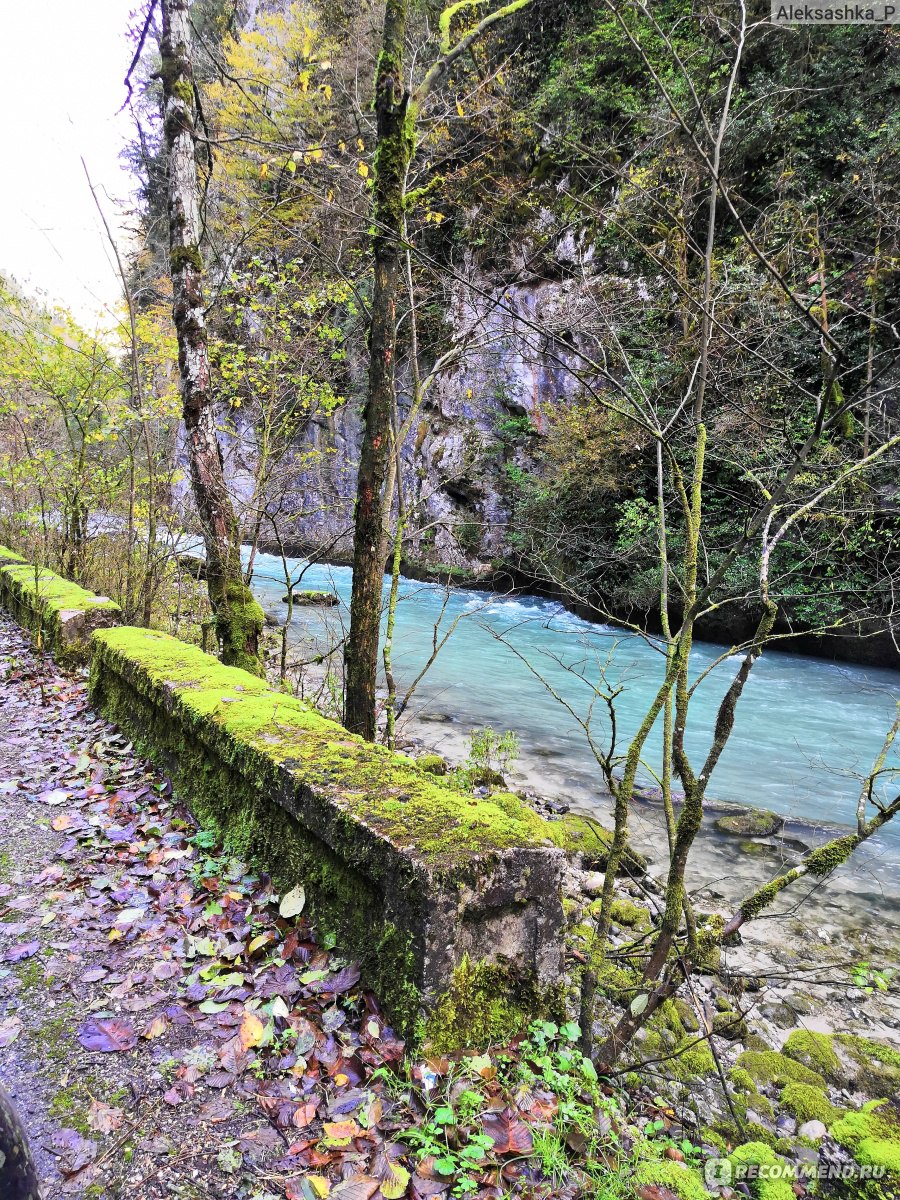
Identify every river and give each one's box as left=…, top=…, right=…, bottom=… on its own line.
left=248, top=551, right=900, bottom=944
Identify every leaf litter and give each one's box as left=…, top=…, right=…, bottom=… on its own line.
left=0, top=614, right=668, bottom=1200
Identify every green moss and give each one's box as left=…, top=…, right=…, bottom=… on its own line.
left=554, top=813, right=647, bottom=874
left=88, top=627, right=568, bottom=1042
left=169, top=244, right=203, bottom=273
left=831, top=1101, right=900, bottom=1180
left=639, top=1031, right=716, bottom=1082
left=417, top=754, right=447, bottom=776
left=782, top=1030, right=841, bottom=1082
left=609, top=895, right=650, bottom=929
left=0, top=559, right=119, bottom=665
left=779, top=1082, right=841, bottom=1126
left=633, top=1161, right=712, bottom=1199
left=727, top=1141, right=794, bottom=1200
left=712, top=1010, right=748, bottom=1040
left=730, top=1067, right=758, bottom=1095
left=423, top=956, right=561, bottom=1054
left=736, top=1049, right=825, bottom=1090
left=49, top=1080, right=96, bottom=1136
left=805, top=834, right=861, bottom=876
left=836, top=1034, right=900, bottom=1095
left=91, top=628, right=564, bottom=867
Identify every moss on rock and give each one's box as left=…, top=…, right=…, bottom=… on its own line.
left=633, top=1160, right=712, bottom=1199
left=735, top=1049, right=826, bottom=1090
left=726, top=1141, right=794, bottom=1200
left=830, top=1100, right=900, bottom=1181
left=782, top=1030, right=841, bottom=1082
left=714, top=809, right=781, bottom=837
left=423, top=956, right=562, bottom=1054
left=779, top=1081, right=841, bottom=1126
left=88, top=627, right=566, bottom=1044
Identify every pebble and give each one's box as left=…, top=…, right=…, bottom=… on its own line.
left=581, top=872, right=605, bottom=896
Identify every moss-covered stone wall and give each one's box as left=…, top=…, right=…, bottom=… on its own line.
left=89, top=626, right=566, bottom=1042
left=0, top=547, right=120, bottom=666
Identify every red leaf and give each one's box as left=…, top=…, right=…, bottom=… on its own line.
left=482, top=1107, right=534, bottom=1155
left=77, top=1018, right=138, bottom=1052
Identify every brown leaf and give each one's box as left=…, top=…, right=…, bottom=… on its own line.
left=482, top=1107, right=534, bottom=1155
left=635, top=1186, right=681, bottom=1200
left=143, top=1015, right=169, bottom=1040
left=330, top=1178, right=379, bottom=1200
left=323, top=1119, right=361, bottom=1147
left=87, top=1100, right=124, bottom=1135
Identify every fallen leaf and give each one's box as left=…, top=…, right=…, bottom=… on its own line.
left=239, top=1009, right=265, bottom=1049
left=4, top=939, right=40, bottom=962
left=143, top=1015, right=168, bottom=1040
left=482, top=1107, right=533, bottom=1155
left=0, top=1015, right=23, bottom=1047
left=323, top=1119, right=360, bottom=1147
left=292, top=1100, right=319, bottom=1128
left=279, top=884, right=306, bottom=918
left=88, top=1099, right=124, bottom=1134
left=77, top=1018, right=138, bottom=1053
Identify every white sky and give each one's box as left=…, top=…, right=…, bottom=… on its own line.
left=0, top=0, right=140, bottom=328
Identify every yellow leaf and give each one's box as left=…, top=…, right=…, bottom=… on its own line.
left=456, top=100, right=464, bottom=117
left=322, top=84, right=332, bottom=101
left=432, top=212, right=445, bottom=224
left=297, top=70, right=311, bottom=92
left=108, top=928, right=124, bottom=942
left=143, top=1015, right=168, bottom=1040
left=338, top=141, right=347, bottom=153
left=357, top=137, right=365, bottom=152
left=380, top=1164, right=411, bottom=1200
left=308, top=1178, right=331, bottom=1199
left=259, top=162, right=269, bottom=179
left=497, top=69, right=505, bottom=85
left=240, top=1010, right=265, bottom=1049
left=357, top=161, right=370, bottom=179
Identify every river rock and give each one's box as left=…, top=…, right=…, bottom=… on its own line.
left=581, top=871, right=605, bottom=896
left=714, top=808, right=782, bottom=837
left=797, top=1120, right=828, bottom=1141
left=282, top=590, right=339, bottom=606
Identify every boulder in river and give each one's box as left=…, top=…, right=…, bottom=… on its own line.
left=714, top=808, right=782, bottom=837
left=282, top=590, right=339, bottom=607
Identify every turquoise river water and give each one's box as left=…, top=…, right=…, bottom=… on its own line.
left=248, top=551, right=900, bottom=936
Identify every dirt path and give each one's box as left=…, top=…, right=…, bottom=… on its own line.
left=0, top=614, right=408, bottom=1199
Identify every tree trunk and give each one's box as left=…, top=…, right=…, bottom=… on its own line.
left=160, top=0, right=264, bottom=676
left=343, top=0, right=411, bottom=739
left=0, top=1084, right=39, bottom=1200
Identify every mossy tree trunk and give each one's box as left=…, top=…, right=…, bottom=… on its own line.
left=159, top=0, right=264, bottom=677
left=343, top=0, right=533, bottom=740
left=344, top=0, right=412, bottom=739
